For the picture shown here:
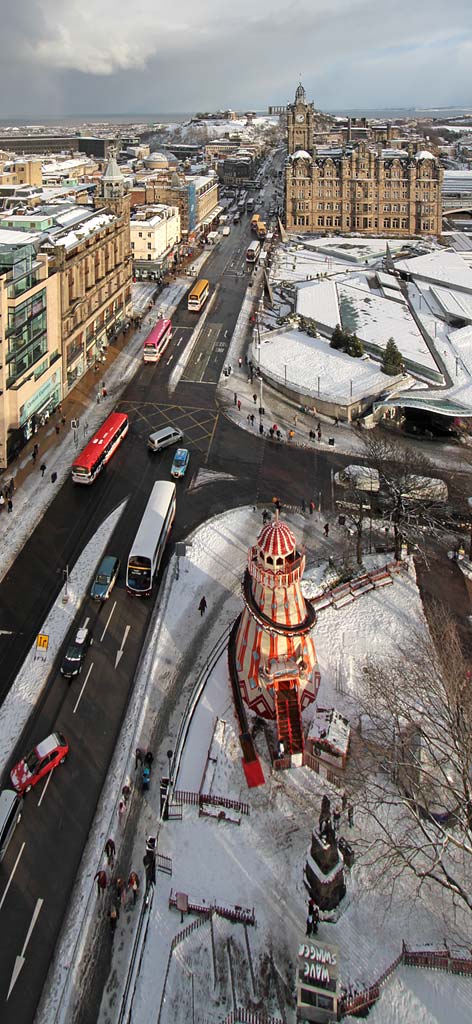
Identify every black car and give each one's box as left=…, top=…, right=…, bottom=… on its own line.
left=60, top=626, right=93, bottom=679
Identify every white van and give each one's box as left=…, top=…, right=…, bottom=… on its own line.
left=0, top=789, right=22, bottom=861
left=221, top=226, right=231, bottom=236
left=148, top=427, right=183, bottom=453
left=334, top=465, right=380, bottom=492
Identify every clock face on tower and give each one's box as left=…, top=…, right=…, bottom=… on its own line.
left=296, top=113, right=305, bottom=123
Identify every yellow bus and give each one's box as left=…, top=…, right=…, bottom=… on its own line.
left=188, top=278, right=210, bottom=312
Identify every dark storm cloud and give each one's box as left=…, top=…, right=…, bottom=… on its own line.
left=0, top=0, right=471, bottom=115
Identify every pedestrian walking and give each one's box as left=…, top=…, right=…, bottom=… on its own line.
left=234, top=393, right=237, bottom=406
left=105, top=838, right=116, bottom=868
left=135, top=747, right=143, bottom=770
left=348, top=802, right=354, bottom=828
left=0, top=494, right=4, bottom=512
left=294, top=414, right=298, bottom=426
left=333, top=804, right=341, bottom=833
left=317, top=428, right=322, bottom=442
left=94, top=869, right=108, bottom=896
left=312, top=904, right=320, bottom=934
left=118, top=798, right=126, bottom=819
left=96, top=392, right=101, bottom=405
left=198, top=595, right=207, bottom=616
left=128, top=871, right=140, bottom=905
left=145, top=750, right=154, bottom=769
left=109, top=906, right=118, bottom=933
left=276, top=429, right=282, bottom=440
left=51, top=471, right=57, bottom=484
left=309, top=500, right=315, bottom=515
left=114, top=876, right=125, bottom=907
left=40, top=463, right=47, bottom=477
left=342, top=791, right=348, bottom=812
left=250, top=414, right=255, bottom=425
left=33, top=442, right=39, bottom=456
left=102, top=387, right=107, bottom=398
left=238, top=357, right=243, bottom=368
left=237, top=399, right=241, bottom=412
left=83, top=421, right=89, bottom=436
left=122, top=784, right=131, bottom=804
left=324, top=523, right=329, bottom=537
left=7, top=498, right=12, bottom=513
left=306, top=914, right=313, bottom=937
left=55, top=422, right=60, bottom=435
left=61, top=415, right=66, bottom=427
left=32, top=450, right=37, bottom=464
left=259, top=423, right=264, bottom=435
left=252, top=394, right=257, bottom=404
left=247, top=413, right=251, bottom=424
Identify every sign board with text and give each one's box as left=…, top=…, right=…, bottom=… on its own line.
left=296, top=937, right=339, bottom=1022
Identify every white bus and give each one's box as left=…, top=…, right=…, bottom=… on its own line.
left=246, top=240, right=261, bottom=264
left=126, top=481, right=176, bottom=597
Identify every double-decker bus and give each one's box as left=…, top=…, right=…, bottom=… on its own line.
left=188, top=278, right=210, bottom=312
left=143, top=318, right=173, bottom=362
left=246, top=240, right=261, bottom=264
left=72, top=412, right=129, bottom=484
left=126, top=481, right=176, bottom=596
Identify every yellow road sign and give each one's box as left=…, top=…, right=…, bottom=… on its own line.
left=36, top=634, right=49, bottom=651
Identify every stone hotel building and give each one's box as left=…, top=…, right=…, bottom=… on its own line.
left=284, top=84, right=443, bottom=236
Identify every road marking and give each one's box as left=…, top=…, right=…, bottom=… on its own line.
left=37, top=768, right=54, bottom=808
left=166, top=355, right=173, bottom=365
left=197, top=352, right=203, bottom=363
left=115, top=625, right=131, bottom=669
left=0, top=842, right=25, bottom=912
left=176, top=337, right=182, bottom=347
left=205, top=412, right=220, bottom=465
left=73, top=663, right=94, bottom=714
left=100, top=601, right=116, bottom=642
left=8, top=898, right=44, bottom=999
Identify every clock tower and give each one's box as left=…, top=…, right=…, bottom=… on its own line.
left=287, top=81, right=314, bottom=155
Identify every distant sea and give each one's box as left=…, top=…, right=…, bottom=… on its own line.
left=0, top=113, right=193, bottom=127
left=1, top=107, right=472, bottom=127
left=328, top=106, right=472, bottom=120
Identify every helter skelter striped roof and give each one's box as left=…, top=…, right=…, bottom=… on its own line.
left=257, top=520, right=296, bottom=559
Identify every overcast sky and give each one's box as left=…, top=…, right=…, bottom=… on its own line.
left=0, top=0, right=471, bottom=118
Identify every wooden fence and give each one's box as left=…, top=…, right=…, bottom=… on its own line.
left=339, top=944, right=472, bottom=1017
left=216, top=1010, right=286, bottom=1024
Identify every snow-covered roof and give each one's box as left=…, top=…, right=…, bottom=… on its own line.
left=308, top=707, right=351, bottom=755
left=290, top=150, right=312, bottom=161
left=395, top=250, right=472, bottom=293
left=414, top=150, right=435, bottom=160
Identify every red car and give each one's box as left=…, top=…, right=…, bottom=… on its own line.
left=10, top=732, right=69, bottom=795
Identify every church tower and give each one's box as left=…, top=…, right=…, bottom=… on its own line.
left=287, top=82, right=315, bottom=155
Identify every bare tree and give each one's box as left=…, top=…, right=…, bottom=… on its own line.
left=353, top=605, right=472, bottom=916
left=362, top=432, right=449, bottom=559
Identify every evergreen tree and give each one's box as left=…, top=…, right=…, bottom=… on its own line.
left=346, top=332, right=364, bottom=358
left=382, top=337, right=403, bottom=375
left=330, top=324, right=345, bottom=350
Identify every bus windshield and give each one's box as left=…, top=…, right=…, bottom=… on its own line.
left=127, top=556, right=152, bottom=592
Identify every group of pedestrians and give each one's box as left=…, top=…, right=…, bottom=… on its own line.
left=94, top=851, right=141, bottom=934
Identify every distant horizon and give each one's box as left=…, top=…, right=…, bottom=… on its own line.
left=0, top=103, right=472, bottom=125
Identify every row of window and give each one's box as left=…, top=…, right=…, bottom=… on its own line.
left=293, top=215, right=435, bottom=231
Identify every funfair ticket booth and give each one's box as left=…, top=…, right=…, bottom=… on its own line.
left=296, top=937, right=339, bottom=1022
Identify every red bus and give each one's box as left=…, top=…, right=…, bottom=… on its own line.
left=72, top=412, right=129, bottom=484
left=143, top=318, right=173, bottom=363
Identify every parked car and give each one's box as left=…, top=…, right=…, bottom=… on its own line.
left=10, top=733, right=69, bottom=795
left=171, top=448, right=190, bottom=479
left=90, top=555, right=120, bottom=601
left=60, top=626, right=93, bottom=678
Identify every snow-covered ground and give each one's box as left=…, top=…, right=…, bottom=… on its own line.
left=34, top=505, right=469, bottom=1024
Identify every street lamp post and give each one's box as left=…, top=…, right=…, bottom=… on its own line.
left=167, top=748, right=173, bottom=782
